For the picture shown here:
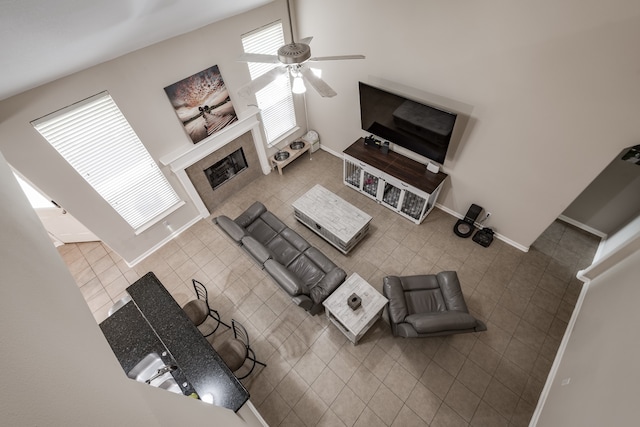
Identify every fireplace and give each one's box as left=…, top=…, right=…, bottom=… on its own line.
left=160, top=108, right=270, bottom=218
left=185, top=131, right=262, bottom=213
left=204, top=148, right=248, bottom=190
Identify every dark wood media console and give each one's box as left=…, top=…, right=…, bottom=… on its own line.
left=343, top=138, right=448, bottom=224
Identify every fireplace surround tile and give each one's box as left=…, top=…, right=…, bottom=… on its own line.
left=185, top=131, right=261, bottom=213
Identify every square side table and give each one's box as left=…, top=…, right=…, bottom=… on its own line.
left=322, top=273, right=388, bottom=344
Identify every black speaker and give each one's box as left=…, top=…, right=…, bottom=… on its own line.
left=453, top=204, right=483, bottom=238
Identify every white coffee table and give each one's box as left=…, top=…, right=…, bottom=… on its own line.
left=292, top=184, right=372, bottom=254
left=322, top=273, right=388, bottom=345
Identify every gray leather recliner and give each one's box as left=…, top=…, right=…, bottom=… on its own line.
left=383, top=271, right=487, bottom=338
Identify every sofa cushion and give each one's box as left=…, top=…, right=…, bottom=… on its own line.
left=266, top=235, right=301, bottom=266
left=280, top=228, right=311, bottom=252
left=288, top=254, right=325, bottom=288
left=260, top=211, right=287, bottom=233
left=265, top=227, right=309, bottom=266
left=405, top=289, right=446, bottom=315
left=303, top=247, right=336, bottom=273
left=235, top=201, right=267, bottom=228
left=246, top=218, right=279, bottom=245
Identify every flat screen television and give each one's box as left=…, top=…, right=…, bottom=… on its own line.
left=359, top=82, right=457, bottom=165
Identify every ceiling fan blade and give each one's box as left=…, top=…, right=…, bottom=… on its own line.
left=238, top=53, right=281, bottom=64
left=300, top=67, right=337, bottom=98
left=238, top=66, right=287, bottom=98
left=298, top=36, right=313, bottom=45
left=308, top=54, right=365, bottom=62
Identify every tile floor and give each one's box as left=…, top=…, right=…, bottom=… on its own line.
left=58, top=150, right=600, bottom=426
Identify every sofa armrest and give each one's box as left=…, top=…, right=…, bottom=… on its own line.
left=383, top=276, right=409, bottom=324
left=216, top=216, right=246, bottom=243
left=405, top=311, right=479, bottom=334
left=234, top=201, right=267, bottom=228
left=241, top=236, right=271, bottom=264
left=437, top=271, right=469, bottom=312
left=264, top=259, right=305, bottom=296
left=309, top=268, right=346, bottom=304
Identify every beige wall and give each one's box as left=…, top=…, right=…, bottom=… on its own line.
left=295, top=0, right=640, bottom=248
left=0, top=1, right=297, bottom=265
left=562, top=147, right=640, bottom=236
left=0, top=151, right=263, bottom=425
left=1, top=0, right=638, bottom=259
left=535, top=247, right=640, bottom=426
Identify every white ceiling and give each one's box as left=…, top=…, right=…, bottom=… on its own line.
left=0, top=0, right=274, bottom=101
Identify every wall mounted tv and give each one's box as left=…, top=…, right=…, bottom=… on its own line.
left=359, top=82, right=457, bottom=165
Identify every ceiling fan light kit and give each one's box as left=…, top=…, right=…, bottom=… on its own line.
left=237, top=0, right=365, bottom=98
left=292, top=75, right=306, bottom=94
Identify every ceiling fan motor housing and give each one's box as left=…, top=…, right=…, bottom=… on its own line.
left=278, top=43, right=311, bottom=64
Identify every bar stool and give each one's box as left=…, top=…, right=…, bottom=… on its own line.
left=214, top=319, right=266, bottom=380
left=182, top=279, right=230, bottom=337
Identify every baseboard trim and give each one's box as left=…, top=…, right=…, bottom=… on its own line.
left=320, top=145, right=343, bottom=158
left=557, top=215, right=607, bottom=239
left=529, top=277, right=590, bottom=426
left=330, top=146, right=529, bottom=252
left=435, top=203, right=529, bottom=252
left=124, top=214, right=203, bottom=267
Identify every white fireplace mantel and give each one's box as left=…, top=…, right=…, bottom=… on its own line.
left=159, top=107, right=270, bottom=218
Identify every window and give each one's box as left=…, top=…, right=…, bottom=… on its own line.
left=31, top=92, right=182, bottom=233
left=242, top=21, right=297, bottom=145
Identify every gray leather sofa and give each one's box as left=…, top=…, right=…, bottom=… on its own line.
left=383, top=271, right=487, bottom=338
left=215, top=202, right=346, bottom=315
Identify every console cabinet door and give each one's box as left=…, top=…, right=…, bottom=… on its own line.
left=362, top=169, right=381, bottom=200
left=400, top=188, right=428, bottom=221
left=380, top=176, right=403, bottom=210
left=344, top=156, right=362, bottom=190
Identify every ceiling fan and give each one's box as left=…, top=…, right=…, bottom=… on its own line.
left=237, top=0, right=365, bottom=98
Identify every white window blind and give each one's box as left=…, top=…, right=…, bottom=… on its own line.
left=31, top=92, right=182, bottom=232
left=242, top=21, right=296, bottom=144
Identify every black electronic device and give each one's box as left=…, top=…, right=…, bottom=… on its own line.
left=473, top=227, right=494, bottom=247
left=359, top=82, right=457, bottom=164
left=453, top=204, right=483, bottom=238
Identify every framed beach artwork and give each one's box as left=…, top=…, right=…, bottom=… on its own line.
left=164, top=65, right=238, bottom=144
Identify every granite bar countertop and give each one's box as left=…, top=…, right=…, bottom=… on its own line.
left=100, top=302, right=193, bottom=395
left=100, top=272, right=249, bottom=412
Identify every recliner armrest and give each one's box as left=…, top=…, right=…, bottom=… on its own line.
left=383, top=276, right=409, bottom=324
left=405, top=311, right=479, bottom=334
left=437, top=271, right=469, bottom=312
